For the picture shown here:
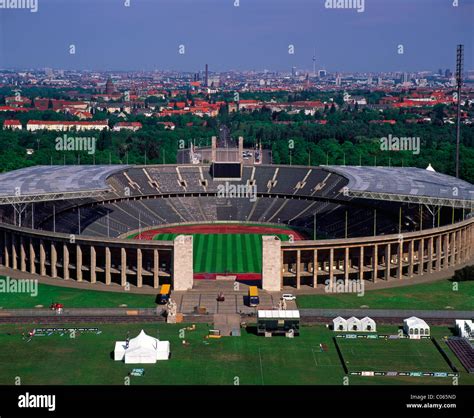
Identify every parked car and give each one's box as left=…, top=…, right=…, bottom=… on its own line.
left=281, top=294, right=296, bottom=301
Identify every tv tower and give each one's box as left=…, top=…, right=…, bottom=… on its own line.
left=312, top=47, right=316, bottom=77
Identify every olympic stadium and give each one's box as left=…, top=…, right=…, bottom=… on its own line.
left=0, top=147, right=473, bottom=293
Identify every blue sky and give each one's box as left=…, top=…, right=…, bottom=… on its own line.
left=0, top=0, right=472, bottom=72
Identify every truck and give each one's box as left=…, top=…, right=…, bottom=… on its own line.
left=158, top=284, right=171, bottom=304
left=248, top=286, right=259, bottom=307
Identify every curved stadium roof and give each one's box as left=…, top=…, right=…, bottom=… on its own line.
left=0, top=164, right=472, bottom=208
left=325, top=166, right=474, bottom=209
left=0, top=165, right=128, bottom=204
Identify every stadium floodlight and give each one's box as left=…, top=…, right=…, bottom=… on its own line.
left=455, top=44, right=463, bottom=178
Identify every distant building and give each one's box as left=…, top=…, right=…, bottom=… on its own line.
left=3, top=119, right=22, bottom=130
left=113, top=121, right=142, bottom=132
left=27, top=120, right=109, bottom=132
left=105, top=77, right=115, bottom=95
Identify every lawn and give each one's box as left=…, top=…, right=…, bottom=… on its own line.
left=296, top=280, right=474, bottom=311
left=155, top=232, right=290, bottom=273
left=0, top=323, right=472, bottom=386
left=337, top=337, right=452, bottom=373
left=0, top=279, right=158, bottom=309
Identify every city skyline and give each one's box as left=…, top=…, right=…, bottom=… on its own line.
left=0, top=0, right=472, bottom=73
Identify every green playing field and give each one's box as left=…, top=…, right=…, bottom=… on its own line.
left=153, top=233, right=290, bottom=273
left=337, top=338, right=452, bottom=372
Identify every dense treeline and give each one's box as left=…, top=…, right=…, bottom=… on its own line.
left=0, top=99, right=473, bottom=184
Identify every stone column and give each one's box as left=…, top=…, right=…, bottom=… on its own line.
left=51, top=242, right=57, bottom=278
left=20, top=238, right=26, bottom=272
left=173, top=235, right=194, bottom=291
left=385, top=243, right=391, bottom=280
left=136, top=248, right=143, bottom=288
left=296, top=250, right=301, bottom=289
left=344, top=247, right=350, bottom=285
left=63, top=244, right=70, bottom=280
left=373, top=244, right=378, bottom=283
left=153, top=249, right=159, bottom=289
left=419, top=238, right=424, bottom=276
left=3, top=231, right=10, bottom=268
left=329, top=248, right=334, bottom=288
left=359, top=246, right=364, bottom=281
left=443, top=234, right=449, bottom=269
left=12, top=235, right=17, bottom=270
left=29, top=239, right=36, bottom=275
left=90, top=246, right=96, bottom=283
left=105, top=247, right=111, bottom=285
left=40, top=240, right=46, bottom=276
left=436, top=235, right=442, bottom=271
left=121, top=247, right=127, bottom=287
left=76, top=245, right=83, bottom=282
left=312, top=249, right=318, bottom=288
left=408, top=240, right=414, bottom=278
left=397, top=240, right=403, bottom=280
left=427, top=236, right=433, bottom=274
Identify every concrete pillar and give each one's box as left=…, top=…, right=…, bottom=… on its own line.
left=344, top=247, right=349, bottom=285
left=397, top=240, right=403, bottom=280
left=76, top=245, right=82, bottom=282
left=296, top=250, right=301, bottom=289
left=121, top=247, right=127, bottom=287
left=173, top=235, right=194, bottom=291
left=153, top=249, right=159, bottom=289
left=20, top=238, right=26, bottom=272
left=373, top=244, right=378, bottom=283
left=408, top=240, right=414, bottom=278
left=436, top=235, right=442, bottom=271
left=443, top=234, right=449, bottom=269
left=40, top=240, right=46, bottom=276
left=12, top=235, right=17, bottom=270
left=419, top=238, right=424, bottom=276
left=29, top=239, right=36, bottom=275
left=63, top=244, right=70, bottom=280
left=329, top=248, right=334, bottom=288
left=455, top=231, right=460, bottom=265
left=428, top=236, right=433, bottom=274
left=51, top=243, right=57, bottom=278
left=136, top=248, right=142, bottom=288
left=3, top=231, right=10, bottom=268
left=90, top=246, right=96, bottom=283
left=359, top=246, right=364, bottom=281
left=105, top=247, right=111, bottom=285
left=312, top=249, right=318, bottom=288
left=385, top=243, right=391, bottom=280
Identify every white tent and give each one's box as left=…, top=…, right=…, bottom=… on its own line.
left=114, top=330, right=170, bottom=364
left=360, top=316, right=376, bottom=332
left=403, top=316, right=430, bottom=339
left=455, top=319, right=474, bottom=339
left=333, top=316, right=347, bottom=332
left=347, top=316, right=362, bottom=331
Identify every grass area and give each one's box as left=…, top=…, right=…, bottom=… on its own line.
left=0, top=323, right=471, bottom=385
left=154, top=232, right=290, bottom=273
left=297, top=280, right=474, bottom=310
left=0, top=279, right=158, bottom=309
left=337, top=337, right=451, bottom=373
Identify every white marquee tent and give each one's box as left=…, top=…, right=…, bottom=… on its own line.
left=360, top=316, right=376, bottom=332
left=333, top=316, right=347, bottom=331
left=403, top=316, right=430, bottom=339
left=346, top=316, right=362, bottom=331
left=114, top=330, right=170, bottom=364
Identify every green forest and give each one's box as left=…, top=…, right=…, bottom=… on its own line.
left=0, top=94, right=473, bottom=184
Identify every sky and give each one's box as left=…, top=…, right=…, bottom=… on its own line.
left=0, top=0, right=472, bottom=73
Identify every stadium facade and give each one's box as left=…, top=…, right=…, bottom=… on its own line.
left=0, top=164, right=472, bottom=292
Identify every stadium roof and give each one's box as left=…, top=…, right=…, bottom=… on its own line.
left=0, top=165, right=128, bottom=204
left=325, top=166, right=474, bottom=209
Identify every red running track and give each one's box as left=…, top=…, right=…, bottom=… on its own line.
left=134, top=223, right=305, bottom=241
